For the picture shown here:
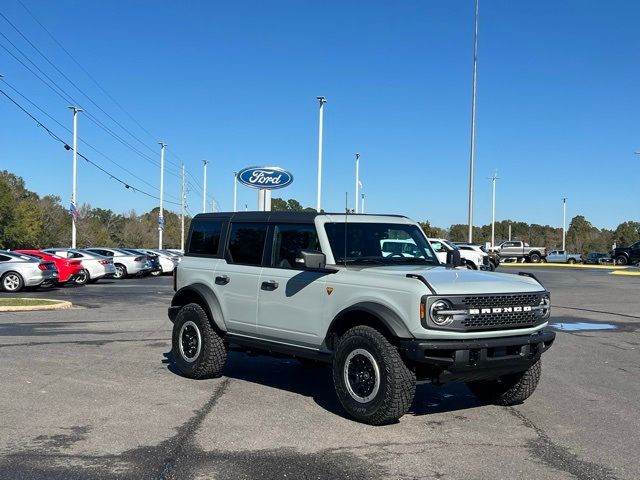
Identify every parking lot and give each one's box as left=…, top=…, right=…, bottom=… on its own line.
left=0, top=267, right=638, bottom=480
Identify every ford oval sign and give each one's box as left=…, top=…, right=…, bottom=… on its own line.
left=237, top=166, right=293, bottom=190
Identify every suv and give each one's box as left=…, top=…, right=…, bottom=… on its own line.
left=169, top=212, right=555, bottom=425
left=611, top=241, right=640, bottom=266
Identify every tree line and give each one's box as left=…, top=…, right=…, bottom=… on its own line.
left=0, top=173, right=637, bottom=255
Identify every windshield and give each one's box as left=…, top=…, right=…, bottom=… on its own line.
left=325, top=222, right=439, bottom=266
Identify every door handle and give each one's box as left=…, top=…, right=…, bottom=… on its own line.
left=215, top=275, right=230, bottom=285
left=261, top=280, right=279, bottom=291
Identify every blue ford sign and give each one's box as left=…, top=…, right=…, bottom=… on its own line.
left=237, top=166, right=293, bottom=190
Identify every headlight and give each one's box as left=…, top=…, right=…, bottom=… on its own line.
left=430, top=299, right=454, bottom=326
left=539, top=295, right=551, bottom=319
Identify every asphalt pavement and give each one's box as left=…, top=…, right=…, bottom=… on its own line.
left=0, top=267, right=638, bottom=479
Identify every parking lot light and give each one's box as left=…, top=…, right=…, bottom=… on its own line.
left=316, top=96, right=326, bottom=212
left=68, top=106, right=82, bottom=249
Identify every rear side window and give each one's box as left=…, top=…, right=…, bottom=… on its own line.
left=228, top=223, right=268, bottom=265
left=0, top=254, right=10, bottom=262
left=188, top=219, right=224, bottom=256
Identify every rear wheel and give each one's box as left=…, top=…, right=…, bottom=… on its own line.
left=615, top=255, right=628, bottom=266
left=467, top=360, right=541, bottom=406
left=172, top=303, right=227, bottom=379
left=114, top=263, right=127, bottom=279
left=74, top=269, right=89, bottom=286
left=2, top=272, right=24, bottom=292
left=333, top=326, right=415, bottom=425
left=529, top=253, right=541, bottom=263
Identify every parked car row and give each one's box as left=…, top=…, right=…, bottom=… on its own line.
left=0, top=247, right=183, bottom=292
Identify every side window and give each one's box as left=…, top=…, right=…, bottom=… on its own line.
left=188, top=219, right=224, bottom=256
left=227, top=223, right=268, bottom=266
left=271, top=224, right=319, bottom=269
left=431, top=241, right=447, bottom=253
left=0, top=254, right=10, bottom=262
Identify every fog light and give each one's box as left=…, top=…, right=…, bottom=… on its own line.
left=430, top=299, right=454, bottom=326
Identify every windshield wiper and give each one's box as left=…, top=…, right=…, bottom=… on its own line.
left=335, top=256, right=390, bottom=265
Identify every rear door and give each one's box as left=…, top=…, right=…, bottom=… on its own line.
left=257, top=223, right=327, bottom=347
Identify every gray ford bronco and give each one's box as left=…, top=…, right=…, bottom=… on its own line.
left=169, top=212, right=555, bottom=425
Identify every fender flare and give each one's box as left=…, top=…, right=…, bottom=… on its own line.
left=327, top=301, right=413, bottom=341
left=171, top=283, right=227, bottom=332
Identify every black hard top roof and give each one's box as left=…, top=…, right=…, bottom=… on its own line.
left=193, top=211, right=406, bottom=223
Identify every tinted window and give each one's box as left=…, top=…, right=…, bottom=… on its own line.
left=189, top=219, right=224, bottom=256
left=0, top=254, right=10, bottom=262
left=228, top=223, right=267, bottom=265
left=271, top=224, right=320, bottom=268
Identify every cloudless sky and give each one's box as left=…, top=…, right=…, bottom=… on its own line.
left=0, top=0, right=638, bottom=230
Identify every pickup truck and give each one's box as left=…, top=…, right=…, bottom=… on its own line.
left=490, top=241, right=547, bottom=263
left=546, top=250, right=582, bottom=264
left=612, top=241, right=640, bottom=266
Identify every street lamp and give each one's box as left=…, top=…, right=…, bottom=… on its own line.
left=466, top=0, right=480, bottom=243
left=316, top=96, right=326, bottom=212
left=562, top=197, right=567, bottom=251
left=354, top=153, right=360, bottom=213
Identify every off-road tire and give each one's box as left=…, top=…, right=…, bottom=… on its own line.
left=172, top=303, right=226, bottom=379
left=466, top=359, right=542, bottom=406
left=529, top=253, right=541, bottom=263
left=74, top=269, right=89, bottom=285
left=2, top=272, right=24, bottom=292
left=114, top=264, right=127, bottom=279
left=333, top=325, right=415, bottom=425
left=615, top=255, right=628, bottom=266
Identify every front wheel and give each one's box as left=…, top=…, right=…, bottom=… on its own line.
left=113, top=263, right=127, bottom=279
left=333, top=326, right=415, bottom=425
left=567, top=258, right=576, bottom=264
left=466, top=360, right=541, bottom=406
left=615, top=256, right=628, bottom=266
left=2, top=272, right=24, bottom=292
left=172, top=303, right=227, bottom=379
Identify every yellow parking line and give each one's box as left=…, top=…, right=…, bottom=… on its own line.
left=609, top=270, right=640, bottom=276
left=500, top=263, right=627, bottom=270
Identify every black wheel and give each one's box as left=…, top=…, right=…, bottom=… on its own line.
left=172, top=303, right=226, bottom=379
left=467, top=360, right=542, bottom=406
left=489, top=262, right=496, bottom=271
left=333, top=325, right=415, bottom=425
left=74, top=269, right=89, bottom=285
left=1, top=272, right=24, bottom=292
left=114, top=263, right=127, bottom=279
left=567, top=258, right=576, bottom=264
left=529, top=253, right=541, bottom=263
left=615, top=256, right=628, bottom=266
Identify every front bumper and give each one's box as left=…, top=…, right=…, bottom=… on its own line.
left=400, top=329, right=556, bottom=384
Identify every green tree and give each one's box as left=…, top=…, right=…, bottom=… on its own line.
left=613, top=221, right=640, bottom=247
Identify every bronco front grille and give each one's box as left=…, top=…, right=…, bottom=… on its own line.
left=461, top=294, right=540, bottom=309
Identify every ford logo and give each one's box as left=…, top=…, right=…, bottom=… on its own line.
left=237, top=166, right=293, bottom=190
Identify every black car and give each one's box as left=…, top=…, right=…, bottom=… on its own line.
left=583, top=252, right=610, bottom=265
left=611, top=241, right=640, bottom=266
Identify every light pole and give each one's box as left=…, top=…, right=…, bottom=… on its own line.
left=489, top=171, right=499, bottom=248
left=233, top=171, right=238, bottom=212
left=67, top=106, right=82, bottom=248
left=180, top=162, right=185, bottom=252
left=562, top=197, right=567, bottom=251
left=158, top=142, right=166, bottom=249
left=354, top=153, right=360, bottom=213
left=202, top=160, right=208, bottom=213
left=316, top=96, right=326, bottom=212
left=466, top=0, right=479, bottom=243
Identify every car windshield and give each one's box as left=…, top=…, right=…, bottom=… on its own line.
left=325, top=222, right=439, bottom=266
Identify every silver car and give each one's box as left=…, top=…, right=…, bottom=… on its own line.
left=0, top=250, right=59, bottom=292
left=43, top=248, right=116, bottom=284
left=139, top=248, right=179, bottom=274
left=83, top=248, right=151, bottom=279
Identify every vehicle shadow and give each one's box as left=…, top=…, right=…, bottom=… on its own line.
left=162, top=350, right=482, bottom=421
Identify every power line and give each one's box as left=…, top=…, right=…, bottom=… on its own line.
left=0, top=87, right=181, bottom=206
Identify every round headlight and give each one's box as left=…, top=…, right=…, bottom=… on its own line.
left=539, top=295, right=551, bottom=319
left=430, top=299, right=454, bottom=326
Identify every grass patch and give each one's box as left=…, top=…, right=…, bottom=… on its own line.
left=0, top=298, right=61, bottom=307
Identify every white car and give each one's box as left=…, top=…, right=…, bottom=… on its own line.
left=83, top=248, right=151, bottom=279
left=428, top=238, right=489, bottom=270
left=43, top=248, right=116, bottom=284
left=138, top=248, right=179, bottom=274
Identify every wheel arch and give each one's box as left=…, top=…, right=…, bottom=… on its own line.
left=171, top=283, right=227, bottom=334
left=324, top=302, right=412, bottom=351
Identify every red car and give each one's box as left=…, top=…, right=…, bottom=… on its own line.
left=15, top=249, right=84, bottom=285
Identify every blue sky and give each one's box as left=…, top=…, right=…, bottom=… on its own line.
left=0, top=0, right=638, bottom=230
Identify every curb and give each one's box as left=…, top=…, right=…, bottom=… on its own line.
left=609, top=270, right=640, bottom=276
left=500, top=263, right=627, bottom=270
left=0, top=300, right=73, bottom=312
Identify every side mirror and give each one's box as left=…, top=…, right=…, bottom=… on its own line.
left=295, top=250, right=326, bottom=269
left=446, top=249, right=462, bottom=267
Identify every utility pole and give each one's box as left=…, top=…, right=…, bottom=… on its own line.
left=361, top=193, right=365, bottom=214
left=467, top=0, right=479, bottom=243
left=158, top=142, right=166, bottom=250
left=489, top=171, right=499, bottom=248
left=233, top=171, right=238, bottom=212
left=562, top=197, right=567, bottom=251
left=316, top=96, right=326, bottom=212
left=202, top=160, right=208, bottom=213
left=67, top=106, right=82, bottom=248
left=354, top=153, right=361, bottom=213
left=180, top=162, right=185, bottom=252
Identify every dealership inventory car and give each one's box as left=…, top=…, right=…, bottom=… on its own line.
left=43, top=248, right=115, bottom=284
left=15, top=249, right=83, bottom=285
left=583, top=252, right=611, bottom=265
left=546, top=250, right=582, bottom=264
left=82, top=248, right=151, bottom=279
left=428, top=238, right=490, bottom=270
left=454, top=242, right=500, bottom=270
left=0, top=250, right=58, bottom=292
left=611, top=241, right=640, bottom=266
left=169, top=212, right=554, bottom=425
left=134, top=248, right=179, bottom=275
left=120, top=248, right=163, bottom=276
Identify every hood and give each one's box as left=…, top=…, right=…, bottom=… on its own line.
left=364, top=265, right=545, bottom=295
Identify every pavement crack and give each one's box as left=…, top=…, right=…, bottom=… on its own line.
left=156, top=377, right=230, bottom=480
left=507, top=407, right=618, bottom=480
